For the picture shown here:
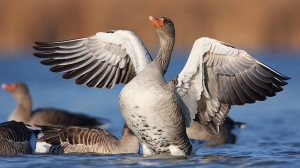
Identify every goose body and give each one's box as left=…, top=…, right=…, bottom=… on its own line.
left=120, top=62, right=192, bottom=155
left=0, top=121, right=42, bottom=155
left=186, top=117, right=246, bottom=147
left=33, top=16, right=289, bottom=156
left=2, top=82, right=106, bottom=127
left=36, top=124, right=139, bottom=154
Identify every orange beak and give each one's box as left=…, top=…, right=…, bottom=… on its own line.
left=149, top=16, right=163, bottom=28
left=2, top=83, right=16, bottom=92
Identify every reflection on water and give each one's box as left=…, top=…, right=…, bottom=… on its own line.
left=201, top=154, right=250, bottom=161
left=0, top=51, right=299, bottom=167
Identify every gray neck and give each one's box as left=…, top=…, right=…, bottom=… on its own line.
left=9, top=93, right=32, bottom=122
left=154, top=36, right=175, bottom=75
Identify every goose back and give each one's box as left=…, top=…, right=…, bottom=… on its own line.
left=0, top=121, right=41, bottom=155
left=30, top=108, right=102, bottom=127
left=37, top=124, right=139, bottom=154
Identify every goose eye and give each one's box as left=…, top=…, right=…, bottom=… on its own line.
left=165, top=19, right=171, bottom=25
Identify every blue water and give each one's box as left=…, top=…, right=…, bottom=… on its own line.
left=0, top=50, right=299, bottom=167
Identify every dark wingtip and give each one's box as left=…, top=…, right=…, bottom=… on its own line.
left=33, top=46, right=40, bottom=50
left=62, top=73, right=74, bottom=80
left=35, top=41, right=51, bottom=45
left=35, top=41, right=43, bottom=45
left=33, top=52, right=42, bottom=58
left=40, top=59, right=53, bottom=65
left=75, top=78, right=86, bottom=85
left=34, top=52, right=50, bottom=58
left=284, top=76, right=291, bottom=80
left=279, top=80, right=288, bottom=86
left=277, top=74, right=291, bottom=82
left=49, top=65, right=64, bottom=72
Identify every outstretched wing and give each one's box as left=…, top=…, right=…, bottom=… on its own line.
left=174, top=37, right=290, bottom=135
left=34, top=30, right=152, bottom=89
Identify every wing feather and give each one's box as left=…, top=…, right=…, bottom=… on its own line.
left=62, top=60, right=101, bottom=80
left=49, top=53, right=95, bottom=72
left=93, top=65, right=113, bottom=87
left=97, top=66, right=117, bottom=88
left=107, top=67, right=121, bottom=89
left=76, top=62, right=106, bottom=85
left=34, top=30, right=152, bottom=89
left=174, top=37, right=289, bottom=135
left=225, top=76, right=241, bottom=104
left=229, top=75, right=246, bottom=104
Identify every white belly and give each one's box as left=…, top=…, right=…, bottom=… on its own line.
left=120, top=80, right=172, bottom=128
left=119, top=79, right=190, bottom=155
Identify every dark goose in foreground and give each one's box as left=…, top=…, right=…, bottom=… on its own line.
left=0, top=120, right=43, bottom=155
left=2, top=82, right=107, bottom=127
left=33, top=16, right=289, bottom=156
left=36, top=124, right=139, bottom=154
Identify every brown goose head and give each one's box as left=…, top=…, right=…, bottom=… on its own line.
left=2, top=82, right=30, bottom=100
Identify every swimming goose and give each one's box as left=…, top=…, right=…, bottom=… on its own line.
left=2, top=82, right=107, bottom=127
left=36, top=124, right=139, bottom=154
left=187, top=117, right=246, bottom=147
left=0, top=120, right=43, bottom=155
left=33, top=16, right=289, bottom=156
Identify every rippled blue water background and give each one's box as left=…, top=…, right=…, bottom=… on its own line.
left=0, top=50, right=299, bottom=167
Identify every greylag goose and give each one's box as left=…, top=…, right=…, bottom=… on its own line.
left=2, top=82, right=107, bottom=127
left=33, top=16, right=289, bottom=156
left=0, top=120, right=43, bottom=155
left=187, top=117, right=246, bottom=147
left=36, top=124, right=139, bottom=154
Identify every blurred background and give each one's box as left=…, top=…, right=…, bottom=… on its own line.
left=0, top=0, right=299, bottom=133
left=0, top=0, right=299, bottom=55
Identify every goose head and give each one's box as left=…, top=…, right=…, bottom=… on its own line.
left=2, top=82, right=30, bottom=100
left=148, top=16, right=175, bottom=74
left=149, top=16, right=175, bottom=40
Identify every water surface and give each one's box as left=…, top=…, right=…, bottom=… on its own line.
left=0, top=51, right=299, bottom=167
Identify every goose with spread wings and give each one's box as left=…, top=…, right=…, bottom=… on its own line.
left=34, top=16, right=289, bottom=156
